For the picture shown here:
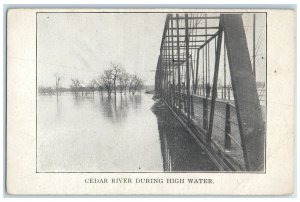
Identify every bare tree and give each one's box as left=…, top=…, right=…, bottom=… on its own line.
left=123, top=72, right=130, bottom=94
left=129, top=74, right=144, bottom=95
left=110, top=63, right=122, bottom=96
left=128, top=74, right=135, bottom=94
left=118, top=69, right=128, bottom=94
left=93, top=79, right=103, bottom=92
left=70, top=78, right=81, bottom=93
left=54, top=73, right=62, bottom=96
left=118, top=73, right=124, bottom=94
left=85, top=80, right=96, bottom=96
left=99, top=69, right=114, bottom=97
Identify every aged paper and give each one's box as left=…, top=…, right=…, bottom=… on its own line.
left=6, top=8, right=295, bottom=195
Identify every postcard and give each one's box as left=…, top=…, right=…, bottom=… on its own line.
left=6, top=8, right=295, bottom=195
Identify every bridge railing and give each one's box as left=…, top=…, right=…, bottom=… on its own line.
left=170, top=91, right=246, bottom=170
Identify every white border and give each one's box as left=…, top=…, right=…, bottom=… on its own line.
left=1, top=0, right=298, bottom=201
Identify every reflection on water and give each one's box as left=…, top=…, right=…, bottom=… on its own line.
left=38, top=92, right=217, bottom=172
left=38, top=92, right=163, bottom=172
left=153, top=102, right=219, bottom=172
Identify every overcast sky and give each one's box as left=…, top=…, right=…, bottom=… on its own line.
left=37, top=13, right=166, bottom=87
left=37, top=13, right=266, bottom=88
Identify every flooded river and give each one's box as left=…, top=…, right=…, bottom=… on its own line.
left=37, top=92, right=217, bottom=172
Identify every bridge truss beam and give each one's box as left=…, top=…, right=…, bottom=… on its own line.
left=154, top=13, right=265, bottom=171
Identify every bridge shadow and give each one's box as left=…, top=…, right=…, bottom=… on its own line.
left=152, top=100, right=219, bottom=172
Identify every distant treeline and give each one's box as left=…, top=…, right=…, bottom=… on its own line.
left=39, top=63, right=145, bottom=97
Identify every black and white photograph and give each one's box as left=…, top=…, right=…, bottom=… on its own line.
left=36, top=12, right=266, bottom=173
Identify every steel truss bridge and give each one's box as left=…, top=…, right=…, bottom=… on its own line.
left=154, top=13, right=265, bottom=171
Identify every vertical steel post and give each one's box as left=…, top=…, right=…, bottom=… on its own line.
left=203, top=48, right=208, bottom=130
left=161, top=48, right=164, bottom=98
left=155, top=55, right=161, bottom=96
left=162, top=47, right=164, bottom=98
left=194, top=49, right=200, bottom=94
left=171, top=15, right=175, bottom=108
left=165, top=28, right=168, bottom=101
left=224, top=102, right=232, bottom=150
left=167, top=23, right=171, bottom=104
left=165, top=43, right=168, bottom=100
left=164, top=15, right=170, bottom=101
left=191, top=56, right=195, bottom=95
left=203, top=14, right=208, bottom=130
left=185, top=14, right=191, bottom=123
left=205, top=14, right=208, bottom=96
left=161, top=47, right=164, bottom=98
left=207, top=19, right=223, bottom=143
left=176, top=14, right=181, bottom=111
left=159, top=56, right=163, bottom=95
left=202, top=48, right=205, bottom=96
left=207, top=43, right=210, bottom=96
left=222, top=86, right=224, bottom=99
left=253, top=14, right=256, bottom=80
left=224, top=39, right=227, bottom=99
left=191, top=94, right=194, bottom=117
left=160, top=15, right=170, bottom=100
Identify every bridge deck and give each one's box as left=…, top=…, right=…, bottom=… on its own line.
left=164, top=94, right=244, bottom=170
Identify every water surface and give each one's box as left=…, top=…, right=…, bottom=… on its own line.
left=37, top=92, right=218, bottom=172
left=38, top=92, right=164, bottom=172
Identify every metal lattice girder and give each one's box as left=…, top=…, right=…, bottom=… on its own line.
left=207, top=17, right=223, bottom=143
left=222, top=14, right=264, bottom=171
